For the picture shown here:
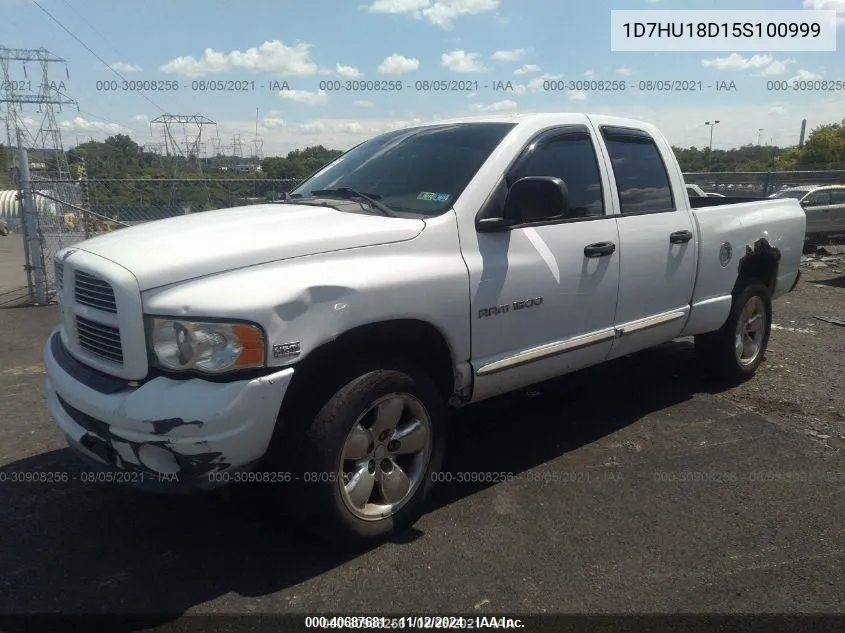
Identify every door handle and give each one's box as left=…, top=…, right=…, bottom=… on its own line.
left=669, top=230, right=693, bottom=244
left=584, top=241, right=616, bottom=258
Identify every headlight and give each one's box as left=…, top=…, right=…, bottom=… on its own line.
left=146, top=318, right=265, bottom=374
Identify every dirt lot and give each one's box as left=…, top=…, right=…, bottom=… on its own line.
left=0, top=235, right=843, bottom=627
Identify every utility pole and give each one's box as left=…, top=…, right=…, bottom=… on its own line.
left=757, top=128, right=764, bottom=146
left=705, top=120, right=720, bottom=168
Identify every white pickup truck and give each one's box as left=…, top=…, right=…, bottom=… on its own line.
left=44, top=113, right=805, bottom=545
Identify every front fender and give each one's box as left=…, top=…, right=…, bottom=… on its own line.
left=141, top=213, right=472, bottom=372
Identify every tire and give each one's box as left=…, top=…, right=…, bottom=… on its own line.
left=276, top=360, right=447, bottom=548
left=694, top=277, right=772, bottom=384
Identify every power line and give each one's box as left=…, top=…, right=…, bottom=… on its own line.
left=58, top=0, right=128, bottom=62
left=28, top=0, right=165, bottom=114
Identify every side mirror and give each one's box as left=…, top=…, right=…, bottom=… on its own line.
left=504, top=176, right=569, bottom=224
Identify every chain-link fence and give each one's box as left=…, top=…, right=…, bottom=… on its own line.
left=2, top=173, right=302, bottom=306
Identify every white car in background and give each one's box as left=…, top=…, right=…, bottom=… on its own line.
left=770, top=185, right=845, bottom=243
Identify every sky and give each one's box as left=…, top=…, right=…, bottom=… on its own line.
left=1, top=0, right=844, bottom=155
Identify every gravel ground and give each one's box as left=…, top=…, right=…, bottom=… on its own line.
left=717, top=243, right=845, bottom=451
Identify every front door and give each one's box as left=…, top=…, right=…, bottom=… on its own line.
left=467, top=126, right=621, bottom=401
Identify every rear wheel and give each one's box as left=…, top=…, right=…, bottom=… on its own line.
left=695, top=278, right=772, bottom=383
left=278, top=361, right=447, bottom=547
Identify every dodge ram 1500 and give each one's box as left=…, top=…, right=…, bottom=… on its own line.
left=44, top=113, right=806, bottom=545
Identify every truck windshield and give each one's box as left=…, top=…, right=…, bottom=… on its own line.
left=287, top=122, right=516, bottom=216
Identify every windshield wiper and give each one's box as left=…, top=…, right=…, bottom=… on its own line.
left=309, top=188, right=394, bottom=217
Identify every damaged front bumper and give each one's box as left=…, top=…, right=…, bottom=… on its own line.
left=44, top=329, right=294, bottom=492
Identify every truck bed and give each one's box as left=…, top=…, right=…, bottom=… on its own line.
left=689, top=197, right=806, bottom=304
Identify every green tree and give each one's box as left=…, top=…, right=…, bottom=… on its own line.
left=797, top=120, right=845, bottom=166
left=261, top=145, right=343, bottom=180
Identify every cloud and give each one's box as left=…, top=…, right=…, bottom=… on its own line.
left=704, top=54, right=802, bottom=77
left=366, top=0, right=499, bottom=29
left=768, top=106, right=787, bottom=115
left=584, top=69, right=595, bottom=78
left=615, top=66, right=632, bottom=76
left=59, top=116, right=129, bottom=136
left=469, top=99, right=518, bottom=112
left=514, top=64, right=541, bottom=75
left=131, top=114, right=148, bottom=122
left=802, top=0, right=845, bottom=23
left=290, top=116, right=428, bottom=138
left=754, top=59, right=796, bottom=76
left=491, top=49, right=525, bottom=62
left=111, top=61, right=141, bottom=73
left=700, top=53, right=773, bottom=70
left=279, top=89, right=328, bottom=105
left=160, top=40, right=318, bottom=77
left=353, top=100, right=375, bottom=107
left=568, top=90, right=588, bottom=101
left=378, top=54, right=419, bottom=74
left=787, top=69, right=823, bottom=81
left=336, top=64, right=362, bottom=79
left=441, top=50, right=486, bottom=72
left=527, top=73, right=563, bottom=92
left=366, top=0, right=429, bottom=13
left=262, top=117, right=287, bottom=129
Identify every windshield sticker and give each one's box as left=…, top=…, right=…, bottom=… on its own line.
left=417, top=192, right=451, bottom=202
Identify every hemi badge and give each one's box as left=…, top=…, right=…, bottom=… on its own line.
left=273, top=342, right=301, bottom=358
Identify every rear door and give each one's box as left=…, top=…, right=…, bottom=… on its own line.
left=595, top=125, right=698, bottom=360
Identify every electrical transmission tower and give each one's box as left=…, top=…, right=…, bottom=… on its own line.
left=231, top=134, right=243, bottom=160
left=0, top=46, right=78, bottom=180
left=149, top=114, right=217, bottom=172
left=251, top=108, right=264, bottom=160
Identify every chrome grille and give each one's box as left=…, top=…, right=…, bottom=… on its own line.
left=55, top=260, right=64, bottom=290
left=75, top=315, right=124, bottom=365
left=74, top=270, right=117, bottom=313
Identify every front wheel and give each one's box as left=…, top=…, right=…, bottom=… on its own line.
left=695, top=278, right=772, bottom=383
left=282, top=363, right=447, bottom=547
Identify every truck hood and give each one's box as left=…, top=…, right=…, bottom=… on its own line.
left=74, top=203, right=426, bottom=290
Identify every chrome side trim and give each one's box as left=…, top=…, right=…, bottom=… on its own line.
left=474, top=309, right=688, bottom=377
left=475, top=328, right=616, bottom=377
left=613, top=310, right=687, bottom=337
